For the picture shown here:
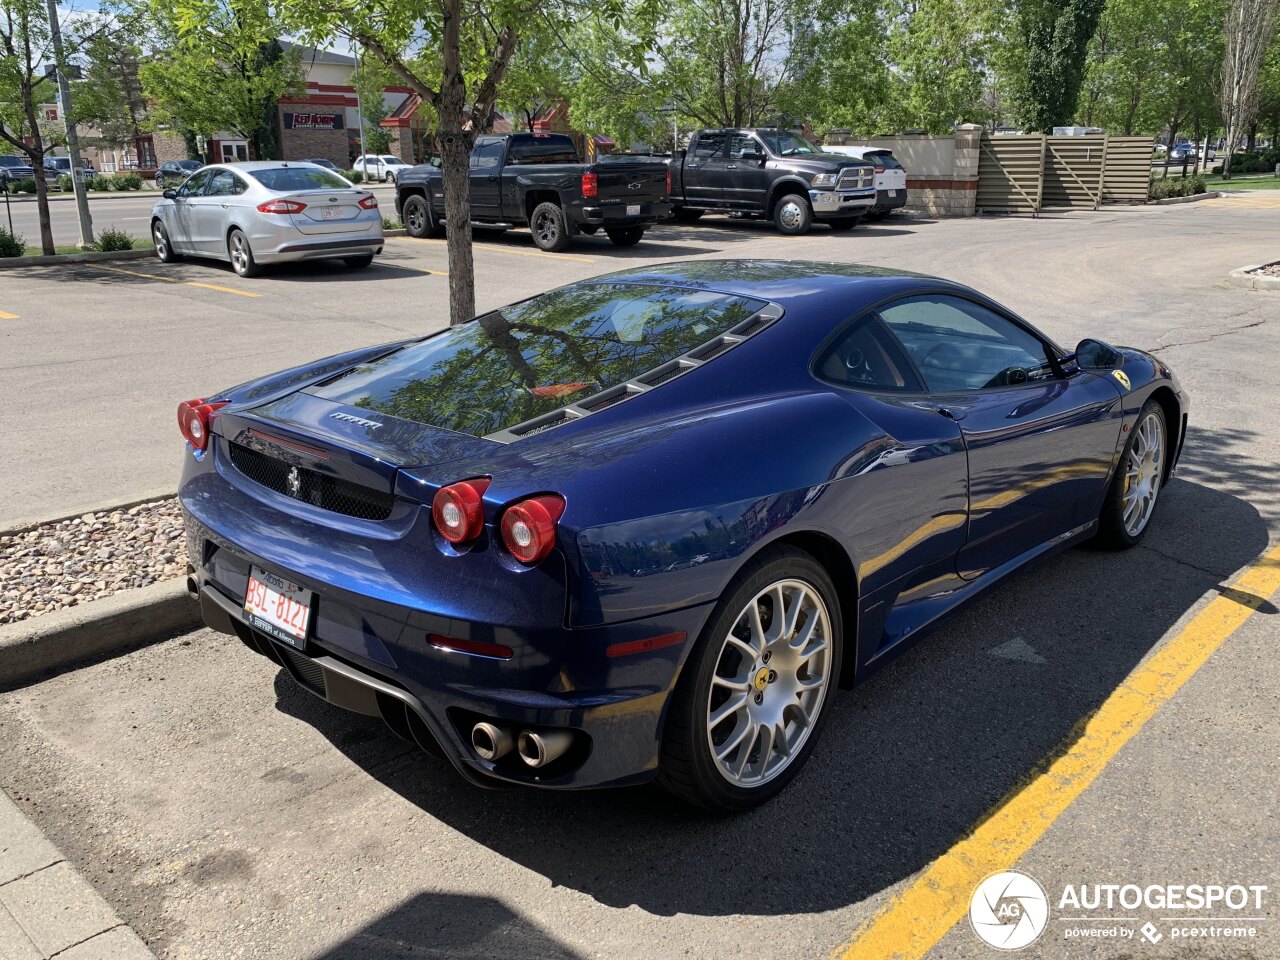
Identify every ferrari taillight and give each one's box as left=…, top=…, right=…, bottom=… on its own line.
left=581, top=172, right=598, bottom=199
left=432, top=478, right=491, bottom=544
left=257, top=199, right=306, bottom=214
left=358, top=195, right=378, bottom=210
left=177, top=398, right=228, bottom=451
left=500, top=495, right=566, bottom=565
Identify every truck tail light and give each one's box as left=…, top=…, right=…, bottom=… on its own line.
left=358, top=195, right=378, bottom=209
left=432, top=478, right=491, bottom=544
left=177, top=398, right=228, bottom=451
left=257, top=199, right=306, bottom=214
left=665, top=168, right=672, bottom=194
left=500, top=495, right=566, bottom=565
left=581, top=172, right=598, bottom=199
left=874, top=165, right=886, bottom=173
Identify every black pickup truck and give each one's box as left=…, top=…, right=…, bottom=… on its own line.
left=394, top=133, right=672, bottom=251
left=669, top=128, right=877, bottom=234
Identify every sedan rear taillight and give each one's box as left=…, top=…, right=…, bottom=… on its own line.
left=433, top=478, right=491, bottom=543
left=177, top=398, right=228, bottom=451
left=257, top=199, right=307, bottom=214
left=358, top=195, right=378, bottom=210
left=500, top=495, right=566, bottom=565
left=581, top=172, right=598, bottom=199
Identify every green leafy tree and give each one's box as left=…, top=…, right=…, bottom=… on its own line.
left=1, top=0, right=59, bottom=253
left=782, top=0, right=888, bottom=135
left=1218, top=0, right=1280, bottom=175
left=352, top=51, right=394, bottom=155
left=139, top=0, right=303, bottom=160
left=1005, top=0, right=1109, bottom=131
left=71, top=16, right=149, bottom=152
left=883, top=0, right=993, bottom=132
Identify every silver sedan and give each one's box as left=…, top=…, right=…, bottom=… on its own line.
left=150, top=161, right=384, bottom=278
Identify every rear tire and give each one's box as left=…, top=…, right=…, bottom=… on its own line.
left=771, top=193, right=813, bottom=235
left=605, top=225, right=645, bottom=247
left=152, top=220, right=180, bottom=263
left=344, top=254, right=374, bottom=269
left=530, top=201, right=571, bottom=251
left=673, top=208, right=704, bottom=222
left=1096, top=399, right=1167, bottom=549
left=402, top=194, right=443, bottom=239
left=227, top=228, right=260, bottom=278
left=657, top=545, right=843, bottom=812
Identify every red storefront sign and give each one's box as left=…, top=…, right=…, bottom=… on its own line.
left=284, top=112, right=344, bottom=131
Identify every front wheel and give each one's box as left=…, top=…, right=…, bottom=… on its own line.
left=772, top=193, right=813, bottom=235
left=530, top=201, right=571, bottom=251
left=658, top=546, right=843, bottom=812
left=1097, top=399, right=1167, bottom=548
left=605, top=225, right=645, bottom=247
left=152, top=220, right=180, bottom=263
left=227, top=228, right=260, bottom=278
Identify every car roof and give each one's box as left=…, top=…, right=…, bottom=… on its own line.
left=214, top=160, right=328, bottom=171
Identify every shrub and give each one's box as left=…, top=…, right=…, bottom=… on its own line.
left=88, top=175, right=114, bottom=191
left=0, top=226, right=26, bottom=257
left=57, top=174, right=74, bottom=192
left=96, top=227, right=135, bottom=251
left=1149, top=174, right=1206, bottom=200
left=10, top=177, right=36, bottom=194
left=345, top=169, right=364, bottom=183
left=382, top=217, right=402, bottom=230
left=110, top=172, right=142, bottom=191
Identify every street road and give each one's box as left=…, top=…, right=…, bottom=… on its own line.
left=0, top=194, right=1278, bottom=959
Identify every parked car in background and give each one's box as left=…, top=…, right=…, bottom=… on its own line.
left=155, top=159, right=204, bottom=190
left=353, top=154, right=413, bottom=183
left=1167, top=143, right=1198, bottom=163
left=821, top=146, right=907, bottom=218
left=1, top=154, right=35, bottom=185
left=150, top=161, right=383, bottom=278
left=668, top=129, right=877, bottom=234
left=395, top=132, right=671, bottom=251
left=43, top=156, right=95, bottom=182
left=301, top=158, right=341, bottom=172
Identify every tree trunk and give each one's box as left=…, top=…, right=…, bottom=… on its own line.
left=18, top=89, right=54, bottom=255
left=439, top=0, right=476, bottom=326
left=1245, top=122, right=1257, bottom=154
left=1162, top=124, right=1179, bottom=179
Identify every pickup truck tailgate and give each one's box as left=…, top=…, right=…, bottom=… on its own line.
left=594, top=162, right=668, bottom=204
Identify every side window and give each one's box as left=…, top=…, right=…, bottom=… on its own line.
left=727, top=134, right=763, bottom=159
left=692, top=133, right=725, bottom=160
left=177, top=169, right=212, bottom=198
left=815, top=315, right=922, bottom=392
left=205, top=171, right=241, bottom=197
left=879, top=296, right=1056, bottom=392
left=471, top=141, right=505, bottom=170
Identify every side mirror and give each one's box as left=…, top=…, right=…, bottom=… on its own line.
left=1072, top=338, right=1122, bottom=369
left=163, top=188, right=178, bottom=200
left=740, top=150, right=765, bottom=164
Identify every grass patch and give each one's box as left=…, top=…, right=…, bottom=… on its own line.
left=1203, top=174, right=1280, bottom=190
left=50, top=237, right=154, bottom=256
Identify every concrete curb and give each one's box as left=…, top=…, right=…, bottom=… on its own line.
left=0, top=579, right=200, bottom=689
left=3, top=190, right=160, bottom=202
left=0, top=789, right=158, bottom=959
left=1226, top=263, right=1280, bottom=291
left=0, top=249, right=154, bottom=270
left=383, top=228, right=407, bottom=237
left=1153, top=191, right=1221, bottom=205
left=1, top=490, right=176, bottom=538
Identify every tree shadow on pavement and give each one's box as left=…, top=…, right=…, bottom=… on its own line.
left=274, top=466, right=1272, bottom=921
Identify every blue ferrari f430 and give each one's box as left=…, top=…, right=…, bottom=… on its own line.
left=179, top=260, right=1188, bottom=811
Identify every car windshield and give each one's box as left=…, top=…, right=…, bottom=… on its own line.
left=308, top=282, right=766, bottom=437
left=1, top=156, right=26, bottom=166
left=247, top=166, right=351, bottom=191
left=758, top=131, right=822, bottom=156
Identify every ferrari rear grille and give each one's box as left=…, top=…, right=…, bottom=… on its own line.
left=227, top=442, right=395, bottom=521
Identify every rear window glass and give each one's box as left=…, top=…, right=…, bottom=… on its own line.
left=508, top=136, right=578, bottom=165
left=247, top=166, right=351, bottom=191
left=869, top=152, right=902, bottom=168
left=309, top=283, right=766, bottom=437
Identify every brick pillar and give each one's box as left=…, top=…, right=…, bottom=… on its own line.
left=952, top=124, right=982, bottom=217
left=826, top=128, right=851, bottom=146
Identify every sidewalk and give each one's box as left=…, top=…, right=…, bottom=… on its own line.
left=0, top=789, right=155, bottom=959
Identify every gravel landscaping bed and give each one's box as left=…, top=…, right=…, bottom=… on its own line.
left=1247, top=261, right=1280, bottom=277
left=1, top=499, right=184, bottom=625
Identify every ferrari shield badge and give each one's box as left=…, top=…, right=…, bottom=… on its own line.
left=1112, top=370, right=1131, bottom=391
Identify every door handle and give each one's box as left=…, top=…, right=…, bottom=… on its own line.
left=488, top=175, right=498, bottom=181
left=725, top=163, right=738, bottom=169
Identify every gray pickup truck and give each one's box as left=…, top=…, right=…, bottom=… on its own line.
left=669, top=128, right=877, bottom=234
left=394, top=133, right=672, bottom=251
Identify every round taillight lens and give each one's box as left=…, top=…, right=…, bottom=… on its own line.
left=500, top=495, right=566, bottom=565
left=177, top=398, right=226, bottom=451
left=432, top=478, right=491, bottom=543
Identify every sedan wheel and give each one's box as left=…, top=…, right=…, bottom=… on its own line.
left=152, top=220, right=180, bottom=263
left=658, top=545, right=842, bottom=811
left=227, top=228, right=260, bottom=278
left=1097, top=399, right=1167, bottom=548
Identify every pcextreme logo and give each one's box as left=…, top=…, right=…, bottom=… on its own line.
left=969, top=870, right=1050, bottom=950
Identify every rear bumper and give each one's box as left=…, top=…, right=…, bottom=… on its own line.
left=576, top=200, right=672, bottom=226
left=257, top=235, right=384, bottom=263
left=873, top=189, right=907, bottom=212
left=809, top=190, right=876, bottom=219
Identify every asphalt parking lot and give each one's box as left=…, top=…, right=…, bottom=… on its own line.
left=1, top=196, right=1278, bottom=959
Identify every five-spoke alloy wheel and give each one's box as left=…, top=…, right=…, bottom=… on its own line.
left=1098, top=398, right=1168, bottom=548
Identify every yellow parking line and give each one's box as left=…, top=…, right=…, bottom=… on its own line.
left=389, top=235, right=596, bottom=264
left=834, top=543, right=1280, bottom=960
left=85, top=263, right=260, bottom=298
left=0, top=310, right=17, bottom=320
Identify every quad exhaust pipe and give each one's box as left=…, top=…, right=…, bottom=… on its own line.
left=516, top=729, right=573, bottom=768
left=471, top=722, right=514, bottom=761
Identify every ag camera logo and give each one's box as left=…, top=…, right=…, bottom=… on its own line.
left=970, top=870, right=1050, bottom=950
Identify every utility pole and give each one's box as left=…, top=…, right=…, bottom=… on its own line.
left=353, top=39, right=368, bottom=168
left=44, top=0, right=93, bottom=248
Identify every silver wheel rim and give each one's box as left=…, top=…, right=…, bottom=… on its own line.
left=533, top=210, right=558, bottom=245
left=1122, top=412, right=1164, bottom=536
left=153, top=224, right=167, bottom=258
left=778, top=199, right=805, bottom=230
left=230, top=232, right=249, bottom=273
left=706, top=578, right=832, bottom=788
left=405, top=201, right=425, bottom=233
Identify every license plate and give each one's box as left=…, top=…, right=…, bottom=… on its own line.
left=886, top=190, right=898, bottom=197
left=244, top=565, right=312, bottom=648
left=321, top=207, right=351, bottom=220
left=626, top=204, right=641, bottom=216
